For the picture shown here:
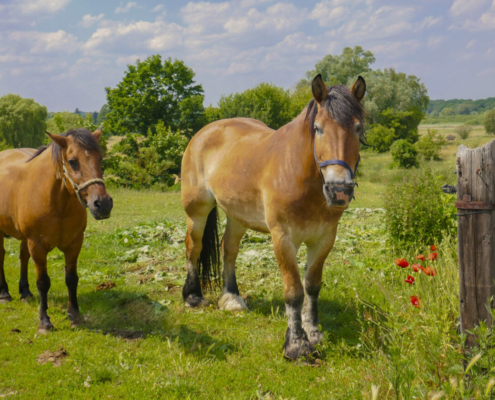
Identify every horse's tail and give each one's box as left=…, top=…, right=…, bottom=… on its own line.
left=198, top=206, right=221, bottom=289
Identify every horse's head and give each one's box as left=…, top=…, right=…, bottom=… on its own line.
left=309, top=74, right=366, bottom=210
left=47, top=128, right=113, bottom=220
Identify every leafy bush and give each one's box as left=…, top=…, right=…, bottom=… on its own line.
left=103, top=121, right=188, bottom=189
left=415, top=128, right=446, bottom=160
left=384, top=169, right=457, bottom=247
left=484, top=108, right=495, bottom=134
left=454, top=124, right=472, bottom=139
left=377, top=107, right=423, bottom=144
left=440, top=107, right=455, bottom=116
left=390, top=139, right=418, bottom=168
left=366, top=124, right=396, bottom=153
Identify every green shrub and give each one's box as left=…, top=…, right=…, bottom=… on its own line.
left=440, top=107, right=455, bottom=116
left=484, top=108, right=495, bottom=134
left=103, top=121, right=188, bottom=189
left=415, top=128, right=446, bottom=160
left=390, top=139, right=418, bottom=168
left=366, top=124, right=396, bottom=153
left=454, top=124, right=472, bottom=139
left=384, top=168, right=457, bottom=247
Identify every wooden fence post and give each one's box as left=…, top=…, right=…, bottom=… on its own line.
left=456, top=141, right=495, bottom=348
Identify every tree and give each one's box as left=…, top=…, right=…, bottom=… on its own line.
left=415, top=129, right=446, bottom=160
left=390, top=139, right=418, bottom=168
left=360, top=68, right=429, bottom=126
left=366, top=124, right=396, bottom=153
left=218, top=83, right=292, bottom=129
left=0, top=94, right=47, bottom=148
left=96, top=104, right=110, bottom=127
left=105, top=55, right=205, bottom=138
left=204, top=105, right=221, bottom=125
left=377, top=107, right=423, bottom=144
left=484, top=109, right=495, bottom=134
left=299, top=46, right=375, bottom=87
left=440, top=107, right=455, bottom=117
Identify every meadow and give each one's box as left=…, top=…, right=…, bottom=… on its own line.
left=1, top=125, right=495, bottom=399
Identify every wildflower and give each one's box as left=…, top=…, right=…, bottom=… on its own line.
left=410, top=295, right=421, bottom=308
left=416, top=254, right=425, bottom=261
left=404, top=275, right=415, bottom=285
left=430, top=245, right=436, bottom=251
left=428, top=252, right=438, bottom=261
left=423, top=267, right=438, bottom=276
left=411, top=264, right=422, bottom=272
left=394, top=258, right=409, bottom=268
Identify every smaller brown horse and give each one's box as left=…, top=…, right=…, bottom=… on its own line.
left=0, top=128, right=113, bottom=333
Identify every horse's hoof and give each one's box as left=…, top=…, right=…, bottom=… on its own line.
left=218, top=292, right=247, bottom=311
left=283, top=328, right=315, bottom=361
left=303, top=324, right=325, bottom=346
left=20, top=293, right=34, bottom=303
left=185, top=295, right=207, bottom=308
left=37, top=322, right=54, bottom=335
left=70, top=320, right=82, bottom=329
left=0, top=294, right=12, bottom=304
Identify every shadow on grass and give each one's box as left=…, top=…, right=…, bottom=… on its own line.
left=48, top=288, right=238, bottom=361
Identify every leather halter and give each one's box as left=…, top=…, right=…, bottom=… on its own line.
left=60, top=155, right=105, bottom=208
left=313, top=138, right=360, bottom=182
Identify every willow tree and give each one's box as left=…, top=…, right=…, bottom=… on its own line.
left=0, top=94, right=47, bottom=148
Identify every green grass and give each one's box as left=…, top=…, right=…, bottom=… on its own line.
left=1, top=125, right=495, bottom=399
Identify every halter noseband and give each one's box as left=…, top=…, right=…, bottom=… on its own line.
left=61, top=155, right=105, bottom=208
left=313, top=138, right=360, bottom=182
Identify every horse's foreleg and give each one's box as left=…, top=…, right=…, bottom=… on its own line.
left=182, top=210, right=210, bottom=307
left=62, top=235, right=83, bottom=327
left=0, top=233, right=12, bottom=303
left=19, top=240, right=33, bottom=301
left=302, top=236, right=336, bottom=346
left=28, top=239, right=52, bottom=334
left=272, top=230, right=313, bottom=360
left=218, top=216, right=247, bottom=311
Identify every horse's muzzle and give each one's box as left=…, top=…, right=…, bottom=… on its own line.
left=89, top=194, right=113, bottom=220
left=324, top=179, right=355, bottom=209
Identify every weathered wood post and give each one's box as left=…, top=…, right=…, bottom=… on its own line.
left=456, top=141, right=495, bottom=348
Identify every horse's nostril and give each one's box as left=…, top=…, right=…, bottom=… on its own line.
left=94, top=200, right=101, bottom=209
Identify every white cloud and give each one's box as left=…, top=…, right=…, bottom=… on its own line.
left=115, top=2, right=137, bottom=14
left=466, top=39, right=476, bottom=48
left=309, top=1, right=351, bottom=27
left=418, top=16, right=442, bottom=30
left=9, top=30, right=80, bottom=54
left=461, top=9, right=495, bottom=30
left=79, top=14, right=105, bottom=28
left=17, top=0, right=70, bottom=14
left=450, top=0, right=488, bottom=16
left=427, top=35, right=446, bottom=48
left=152, top=5, right=164, bottom=12
left=371, top=40, right=420, bottom=57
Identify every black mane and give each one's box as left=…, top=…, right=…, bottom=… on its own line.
left=27, top=128, right=102, bottom=163
left=305, top=84, right=366, bottom=144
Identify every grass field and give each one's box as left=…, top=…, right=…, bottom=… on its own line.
left=1, top=125, right=495, bottom=399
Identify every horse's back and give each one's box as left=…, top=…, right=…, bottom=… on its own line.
left=0, top=148, right=36, bottom=169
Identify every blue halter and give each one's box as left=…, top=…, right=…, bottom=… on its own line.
left=313, top=138, right=360, bottom=181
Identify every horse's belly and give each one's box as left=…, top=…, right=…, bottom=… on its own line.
left=215, top=193, right=269, bottom=233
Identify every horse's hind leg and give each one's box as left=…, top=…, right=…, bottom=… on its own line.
left=0, top=233, right=12, bottom=303
left=218, top=216, right=247, bottom=311
left=19, top=240, right=33, bottom=301
left=182, top=203, right=214, bottom=308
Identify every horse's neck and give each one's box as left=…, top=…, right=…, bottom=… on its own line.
left=28, top=148, right=73, bottom=206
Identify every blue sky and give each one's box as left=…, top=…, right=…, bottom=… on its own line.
left=1, top=0, right=494, bottom=112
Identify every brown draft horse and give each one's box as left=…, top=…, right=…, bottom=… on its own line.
left=181, top=75, right=366, bottom=360
left=0, top=128, right=113, bottom=333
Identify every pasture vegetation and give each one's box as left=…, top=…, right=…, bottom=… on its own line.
left=1, top=124, right=495, bottom=399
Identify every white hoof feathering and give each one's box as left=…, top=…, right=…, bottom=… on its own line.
left=218, top=293, right=247, bottom=311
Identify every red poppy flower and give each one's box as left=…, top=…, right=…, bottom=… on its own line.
left=430, top=245, right=436, bottom=251
left=411, top=264, right=422, bottom=272
left=428, top=252, right=438, bottom=261
left=423, top=267, right=438, bottom=276
left=394, top=258, right=409, bottom=268
left=404, top=275, right=415, bottom=285
left=416, top=254, right=425, bottom=261
left=410, top=295, right=421, bottom=308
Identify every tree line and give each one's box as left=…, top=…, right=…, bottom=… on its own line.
left=1, top=47, right=495, bottom=189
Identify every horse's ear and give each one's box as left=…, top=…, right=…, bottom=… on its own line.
left=46, top=131, right=68, bottom=148
left=311, top=74, right=327, bottom=104
left=351, top=76, right=366, bottom=102
left=92, top=127, right=103, bottom=141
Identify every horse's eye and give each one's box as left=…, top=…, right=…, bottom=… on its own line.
left=355, top=122, right=363, bottom=134
left=315, top=126, right=323, bottom=135
left=68, top=159, right=79, bottom=170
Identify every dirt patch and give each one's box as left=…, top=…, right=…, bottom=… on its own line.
left=103, top=329, right=146, bottom=340
left=95, top=281, right=116, bottom=291
left=10, top=329, right=21, bottom=334
left=37, top=347, right=68, bottom=367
